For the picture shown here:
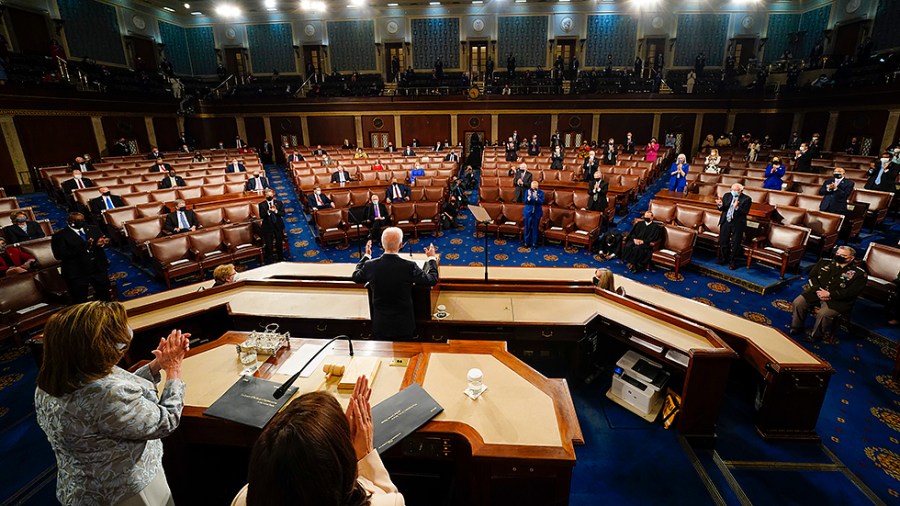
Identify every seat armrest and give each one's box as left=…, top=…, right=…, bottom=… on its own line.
left=750, top=236, right=766, bottom=246
left=564, top=223, right=575, bottom=233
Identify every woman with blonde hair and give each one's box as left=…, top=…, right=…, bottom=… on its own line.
left=704, top=148, right=721, bottom=174
left=213, top=263, right=237, bottom=286
left=592, top=267, right=615, bottom=291
left=354, top=147, right=369, bottom=159
left=35, top=302, right=190, bottom=506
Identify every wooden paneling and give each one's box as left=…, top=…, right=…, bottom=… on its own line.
left=243, top=116, right=266, bottom=148
left=270, top=116, right=304, bottom=149
left=833, top=110, right=889, bottom=153
left=400, top=115, right=451, bottom=147
left=700, top=113, right=728, bottom=145
left=153, top=117, right=181, bottom=151
left=496, top=114, right=551, bottom=143
left=307, top=116, right=355, bottom=147
left=733, top=113, right=794, bottom=148
left=660, top=113, right=696, bottom=156
left=185, top=117, right=239, bottom=150
left=557, top=113, right=592, bottom=138
left=457, top=114, right=492, bottom=144
left=101, top=116, right=150, bottom=154
left=0, top=122, right=20, bottom=194
left=801, top=111, right=829, bottom=141
left=361, top=115, right=395, bottom=148
left=598, top=114, right=653, bottom=145
left=13, top=115, right=97, bottom=168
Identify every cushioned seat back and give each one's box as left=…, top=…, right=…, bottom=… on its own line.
left=125, top=217, right=163, bottom=243
left=482, top=202, right=503, bottom=221
left=225, top=173, right=247, bottom=183
left=350, top=190, right=371, bottom=207
left=204, top=175, right=226, bottom=185
left=391, top=203, right=415, bottom=222
left=542, top=171, right=560, bottom=182
left=767, top=191, right=797, bottom=207
left=776, top=206, right=806, bottom=226
left=298, top=175, right=317, bottom=187
left=573, top=191, right=590, bottom=209
left=415, top=177, right=433, bottom=187
left=326, top=191, right=349, bottom=208
left=481, top=177, right=499, bottom=187
left=225, top=182, right=246, bottom=194
left=573, top=210, right=601, bottom=231
left=479, top=186, right=500, bottom=202
left=851, top=189, right=892, bottom=212
left=663, top=225, right=696, bottom=251
left=501, top=203, right=525, bottom=222
left=701, top=210, right=721, bottom=233
left=223, top=204, right=252, bottom=223
left=150, top=236, right=191, bottom=263
left=797, top=183, right=822, bottom=195
left=360, top=171, right=377, bottom=181
left=795, top=194, right=824, bottom=210
left=151, top=189, right=177, bottom=202
left=189, top=229, right=225, bottom=255
left=620, top=175, right=641, bottom=189
left=177, top=187, right=202, bottom=200
left=791, top=174, right=819, bottom=184
left=720, top=175, right=744, bottom=186
left=316, top=208, right=344, bottom=230
left=695, top=184, right=717, bottom=196
left=554, top=190, right=574, bottom=209
left=122, top=192, right=152, bottom=205
left=769, top=224, right=808, bottom=250
left=0, top=274, right=42, bottom=312
left=194, top=207, right=224, bottom=228
left=416, top=202, right=440, bottom=220
left=118, top=175, right=144, bottom=185
left=498, top=176, right=515, bottom=187
left=742, top=188, right=768, bottom=204
left=432, top=177, right=448, bottom=187
left=649, top=201, right=676, bottom=223
left=137, top=202, right=165, bottom=217
left=408, top=187, right=425, bottom=201
left=424, top=187, right=444, bottom=201
left=864, top=243, right=900, bottom=282
left=699, top=173, right=720, bottom=184
left=223, top=223, right=254, bottom=247
left=804, top=211, right=842, bottom=236
left=201, top=184, right=226, bottom=197
left=547, top=207, right=573, bottom=227
left=674, top=206, right=704, bottom=229
left=498, top=187, right=517, bottom=203
left=482, top=169, right=498, bottom=177
left=105, top=207, right=138, bottom=230
left=19, top=238, right=58, bottom=269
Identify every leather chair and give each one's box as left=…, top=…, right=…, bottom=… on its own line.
left=554, top=190, right=575, bottom=209
left=19, top=238, right=60, bottom=270
left=862, top=243, right=900, bottom=305
left=409, top=187, right=426, bottom=201
left=125, top=216, right=164, bottom=262
left=136, top=202, right=165, bottom=218
left=697, top=209, right=722, bottom=251
left=0, top=273, right=65, bottom=343
left=651, top=225, right=697, bottom=277
left=415, top=202, right=441, bottom=237
left=340, top=208, right=369, bottom=244
left=573, top=191, right=590, bottom=210
left=851, top=189, right=893, bottom=230
left=201, top=184, right=226, bottom=197
left=767, top=191, right=797, bottom=207
left=414, top=177, right=433, bottom=187
left=673, top=205, right=705, bottom=231
left=194, top=207, right=225, bottom=228
left=542, top=208, right=574, bottom=246
left=177, top=187, right=203, bottom=200
left=745, top=223, right=810, bottom=278
left=224, top=182, right=246, bottom=194
left=350, top=190, right=371, bottom=207
left=150, top=189, right=177, bottom=202
left=566, top=210, right=603, bottom=253
left=497, top=203, right=525, bottom=239
left=223, top=223, right=264, bottom=264
left=775, top=205, right=806, bottom=226
left=795, top=195, right=824, bottom=210
left=189, top=228, right=233, bottom=272
left=649, top=200, right=676, bottom=224
left=479, top=186, right=500, bottom=203
left=298, top=174, right=317, bottom=188
left=742, top=188, right=768, bottom=205
left=104, top=206, right=138, bottom=237
left=475, top=203, right=503, bottom=236
left=424, top=187, right=444, bottom=202
left=432, top=177, right=448, bottom=188
left=390, top=202, right=417, bottom=238
left=223, top=203, right=254, bottom=224
left=314, top=208, right=348, bottom=248
left=204, top=175, right=226, bottom=185
left=499, top=187, right=518, bottom=203
left=149, top=235, right=202, bottom=288
left=803, top=210, right=843, bottom=258
left=330, top=191, right=352, bottom=208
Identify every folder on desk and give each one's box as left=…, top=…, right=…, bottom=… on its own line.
left=203, top=376, right=298, bottom=429
left=372, top=382, right=443, bottom=455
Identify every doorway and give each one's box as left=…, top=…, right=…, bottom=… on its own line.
left=464, top=131, right=485, bottom=157
left=732, top=38, right=756, bottom=69
left=385, top=42, right=404, bottom=83
left=223, top=47, right=248, bottom=80
left=645, top=37, right=667, bottom=72
left=833, top=20, right=869, bottom=64
left=469, top=41, right=488, bottom=81
left=303, top=45, right=324, bottom=78
left=370, top=132, right=389, bottom=149
left=563, top=132, right=583, bottom=149
left=125, top=36, right=157, bottom=72
left=555, top=39, right=576, bottom=79
left=6, top=7, right=50, bottom=55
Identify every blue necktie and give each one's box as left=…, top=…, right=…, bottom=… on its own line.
left=178, top=212, right=189, bottom=230
left=77, top=230, right=86, bottom=241
left=104, top=196, right=114, bottom=209
left=875, top=164, right=886, bottom=185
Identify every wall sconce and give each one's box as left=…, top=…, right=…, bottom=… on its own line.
left=51, top=18, right=65, bottom=36
left=293, top=45, right=300, bottom=58
left=668, top=38, right=676, bottom=52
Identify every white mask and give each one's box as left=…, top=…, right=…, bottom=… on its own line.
left=117, top=326, right=134, bottom=350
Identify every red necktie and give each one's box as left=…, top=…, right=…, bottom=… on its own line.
left=316, top=194, right=323, bottom=206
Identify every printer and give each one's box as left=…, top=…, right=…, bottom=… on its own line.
left=609, top=350, right=670, bottom=418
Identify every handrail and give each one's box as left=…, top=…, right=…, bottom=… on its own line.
left=294, top=74, right=315, bottom=98
left=54, top=55, right=69, bottom=82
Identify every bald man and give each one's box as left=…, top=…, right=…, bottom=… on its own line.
left=352, top=227, right=439, bottom=340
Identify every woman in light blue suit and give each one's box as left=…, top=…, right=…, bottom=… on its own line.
left=763, top=157, right=786, bottom=190
left=668, top=154, right=689, bottom=192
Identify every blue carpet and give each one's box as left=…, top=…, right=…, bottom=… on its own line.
left=3, top=164, right=900, bottom=504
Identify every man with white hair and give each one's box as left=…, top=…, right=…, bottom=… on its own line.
left=352, top=227, right=439, bottom=340
left=715, top=183, right=752, bottom=270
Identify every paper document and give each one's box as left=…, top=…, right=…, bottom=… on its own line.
left=273, top=342, right=330, bottom=377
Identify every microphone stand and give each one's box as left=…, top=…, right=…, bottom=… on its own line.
left=273, top=334, right=354, bottom=399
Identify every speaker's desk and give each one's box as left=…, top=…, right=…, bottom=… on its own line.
left=160, top=332, right=580, bottom=506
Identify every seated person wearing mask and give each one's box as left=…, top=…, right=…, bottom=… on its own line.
left=3, top=211, right=45, bottom=243
left=621, top=211, right=662, bottom=273
left=0, top=237, right=36, bottom=276
left=790, top=246, right=866, bottom=343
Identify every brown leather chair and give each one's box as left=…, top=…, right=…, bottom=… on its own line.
left=573, top=191, right=590, bottom=210
left=542, top=208, right=574, bottom=246
left=189, top=228, right=233, bottom=272
left=497, top=204, right=525, bottom=239
left=329, top=191, right=351, bottom=208
left=350, top=190, right=371, bottom=207
left=415, top=202, right=441, bottom=237
left=673, top=205, right=705, bottom=231
left=125, top=216, right=164, bottom=262
left=223, top=223, right=264, bottom=264
left=121, top=192, right=152, bottom=205
left=697, top=209, right=722, bottom=251
left=851, top=189, right=894, bottom=230
left=150, top=189, right=177, bottom=202
left=649, top=200, right=676, bottom=224
left=390, top=202, right=418, bottom=238
left=149, top=235, right=201, bottom=288
left=424, top=187, right=444, bottom=202
left=795, top=194, right=824, bottom=210
left=104, top=206, right=138, bottom=237
left=498, top=187, right=518, bottom=203
left=222, top=203, right=254, bottom=224
left=479, top=186, right=500, bottom=203
left=566, top=210, right=603, bottom=253
left=0, top=273, right=65, bottom=343
left=201, top=184, right=226, bottom=197
left=204, top=175, right=226, bottom=185
left=409, top=187, right=426, bottom=201
left=225, top=182, right=246, bottom=194
left=803, top=210, right=843, bottom=258
left=414, top=177, right=433, bottom=187
left=745, top=223, right=810, bottom=278
left=136, top=202, right=165, bottom=218
left=177, top=187, right=203, bottom=200
left=652, top=225, right=697, bottom=277
left=775, top=205, right=806, bottom=226
left=194, top=207, right=225, bottom=228
left=742, top=188, right=768, bottom=205
left=554, top=190, right=575, bottom=209
left=862, top=243, right=900, bottom=304
left=297, top=174, right=317, bottom=188
left=19, top=238, right=60, bottom=270
left=475, top=203, right=503, bottom=236
left=316, top=208, right=349, bottom=248
left=767, top=191, right=797, bottom=207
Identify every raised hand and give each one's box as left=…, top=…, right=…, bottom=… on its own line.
left=346, top=375, right=374, bottom=460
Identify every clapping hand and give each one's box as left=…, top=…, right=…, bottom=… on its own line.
left=150, top=329, right=191, bottom=378
left=816, top=289, right=831, bottom=301
left=346, top=375, right=374, bottom=460
left=365, top=240, right=373, bottom=257
left=425, top=243, right=437, bottom=257
left=715, top=197, right=723, bottom=206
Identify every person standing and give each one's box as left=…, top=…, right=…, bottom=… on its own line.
left=36, top=302, right=188, bottom=506
left=716, top=183, right=752, bottom=270
left=583, top=151, right=599, bottom=182
left=793, top=143, right=813, bottom=172
left=550, top=146, right=564, bottom=170
left=819, top=167, right=854, bottom=215
left=589, top=170, right=609, bottom=213
left=668, top=154, right=690, bottom=192
left=645, top=138, right=660, bottom=163
left=523, top=181, right=544, bottom=248
left=510, top=163, right=533, bottom=203
left=686, top=70, right=696, bottom=94
left=352, top=228, right=438, bottom=340
left=865, top=150, right=900, bottom=192
left=790, top=246, right=866, bottom=343
left=763, top=157, right=786, bottom=190
left=623, top=132, right=636, bottom=155
left=259, top=189, right=285, bottom=263
left=603, top=138, right=617, bottom=166
left=50, top=212, right=112, bottom=303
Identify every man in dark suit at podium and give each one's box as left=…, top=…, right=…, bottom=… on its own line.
left=259, top=188, right=285, bottom=263
left=3, top=211, right=45, bottom=243
left=50, top=212, right=112, bottom=303
left=352, top=227, right=439, bottom=340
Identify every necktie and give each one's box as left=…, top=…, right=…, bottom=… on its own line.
left=726, top=198, right=736, bottom=222
left=315, top=194, right=323, bottom=206
left=76, top=178, right=84, bottom=189
left=374, top=205, right=381, bottom=219
left=80, top=164, right=86, bottom=171
left=77, top=229, right=86, bottom=241
left=178, top=212, right=189, bottom=230
left=340, top=172, right=346, bottom=182
left=394, top=185, right=400, bottom=199
left=105, top=196, right=113, bottom=209
left=875, top=164, right=886, bottom=185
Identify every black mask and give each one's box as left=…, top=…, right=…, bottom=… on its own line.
left=14, top=217, right=26, bottom=224
left=833, top=173, right=842, bottom=179
left=266, top=196, right=274, bottom=201
left=69, top=219, right=84, bottom=228
left=168, top=172, right=176, bottom=177
left=178, top=206, right=186, bottom=212
left=835, top=255, right=851, bottom=264
left=102, top=191, right=111, bottom=197
left=591, top=276, right=600, bottom=286
left=644, top=218, right=653, bottom=223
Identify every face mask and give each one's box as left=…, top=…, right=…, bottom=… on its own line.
left=266, top=196, right=274, bottom=201
left=372, top=200, right=379, bottom=205
left=168, top=173, right=176, bottom=178
left=833, top=173, right=842, bottom=179
left=178, top=206, right=186, bottom=212
left=881, top=158, right=890, bottom=163
left=15, top=217, right=26, bottom=224
left=0, top=245, right=5, bottom=253
left=773, top=162, right=781, bottom=166
left=835, top=255, right=850, bottom=264
left=116, top=326, right=134, bottom=351
left=591, top=276, right=600, bottom=286
left=731, top=191, right=740, bottom=197
left=314, top=190, right=321, bottom=195
left=69, top=219, right=84, bottom=228
left=74, top=174, right=82, bottom=179
left=644, top=218, right=652, bottom=223
left=102, top=191, right=110, bottom=197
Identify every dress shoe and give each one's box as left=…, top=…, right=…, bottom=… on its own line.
left=789, top=327, right=805, bottom=336
left=728, top=263, right=737, bottom=270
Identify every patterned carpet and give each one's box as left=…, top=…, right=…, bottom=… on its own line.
left=2, top=164, right=899, bottom=504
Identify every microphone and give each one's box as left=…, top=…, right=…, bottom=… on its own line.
left=273, top=334, right=354, bottom=399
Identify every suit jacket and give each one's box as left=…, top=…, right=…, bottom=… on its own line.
left=527, top=141, right=540, bottom=156
left=819, top=178, right=854, bottom=214
left=583, top=158, right=599, bottom=182
left=50, top=226, right=109, bottom=279
left=511, top=170, right=533, bottom=201
left=258, top=199, right=285, bottom=232
left=330, top=170, right=352, bottom=183
left=89, top=194, right=125, bottom=215
left=444, top=153, right=459, bottom=162
left=523, top=188, right=544, bottom=217
left=149, top=163, right=172, bottom=173
left=801, top=259, right=867, bottom=313
left=288, top=154, right=304, bottom=162
left=385, top=183, right=410, bottom=202
left=163, top=210, right=200, bottom=234
left=352, top=253, right=439, bottom=339
left=225, top=163, right=246, bottom=173
left=109, top=142, right=131, bottom=156
left=245, top=176, right=270, bottom=192
left=590, top=179, right=609, bottom=210
left=0, top=246, right=35, bottom=275
left=62, top=177, right=95, bottom=195
left=794, top=150, right=813, bottom=172
left=603, top=146, right=618, bottom=165
left=865, top=161, right=900, bottom=192
left=717, top=192, right=753, bottom=225
left=307, top=192, right=333, bottom=210
left=313, top=148, right=327, bottom=156
left=3, top=221, right=45, bottom=243
left=146, top=152, right=164, bottom=160
left=385, top=146, right=396, bottom=152
left=623, top=139, right=636, bottom=154
left=158, top=176, right=186, bottom=189
left=364, top=203, right=389, bottom=223
left=402, top=148, right=416, bottom=157
left=69, top=161, right=94, bottom=172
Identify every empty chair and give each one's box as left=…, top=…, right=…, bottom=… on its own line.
left=408, top=187, right=426, bottom=201
left=350, top=190, right=371, bottom=207
left=850, top=189, right=894, bottom=230
left=19, top=237, right=60, bottom=270
left=776, top=206, right=806, bottom=226
left=315, top=208, right=348, bottom=248
left=804, top=210, right=844, bottom=258
left=746, top=223, right=811, bottom=278
left=329, top=191, right=352, bottom=208
left=767, top=191, right=797, bottom=207
left=414, top=202, right=441, bottom=237
left=124, top=217, right=164, bottom=262
left=390, top=202, right=417, bottom=238
left=498, top=187, right=518, bottom=203
left=652, top=225, right=697, bottom=277
left=475, top=203, right=503, bottom=236
left=424, top=187, right=444, bottom=202
left=497, top=204, right=525, bottom=239
left=177, top=187, right=203, bottom=200
left=861, top=243, right=900, bottom=304
left=0, top=273, right=65, bottom=341
left=136, top=202, right=165, bottom=218
left=189, top=228, right=233, bottom=272
left=542, top=208, right=574, bottom=246
left=554, top=190, right=575, bottom=209
left=566, top=210, right=603, bottom=253
left=194, top=207, right=225, bottom=228
left=121, top=192, right=152, bottom=206
left=479, top=186, right=500, bottom=203
left=223, top=204, right=254, bottom=224
left=148, top=235, right=201, bottom=288
left=697, top=209, right=722, bottom=251
left=673, top=205, right=705, bottom=231
left=649, top=200, right=676, bottom=224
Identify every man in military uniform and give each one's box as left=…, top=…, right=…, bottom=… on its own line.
left=790, top=245, right=866, bottom=343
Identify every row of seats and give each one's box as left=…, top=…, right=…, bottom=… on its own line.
left=687, top=169, right=869, bottom=188
left=99, top=149, right=249, bottom=164
left=71, top=182, right=251, bottom=209
left=314, top=202, right=442, bottom=248
left=308, top=187, right=446, bottom=212
left=1, top=207, right=54, bottom=244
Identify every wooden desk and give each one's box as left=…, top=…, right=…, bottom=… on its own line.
left=160, top=333, right=580, bottom=506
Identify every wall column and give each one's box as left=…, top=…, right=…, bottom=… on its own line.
left=300, top=116, right=310, bottom=146
left=90, top=116, right=107, bottom=155
left=692, top=113, right=705, bottom=157
left=651, top=113, right=661, bottom=139
left=881, top=110, right=900, bottom=152
left=790, top=112, right=804, bottom=139
left=490, top=114, right=499, bottom=144
left=591, top=114, right=600, bottom=144
left=263, top=116, right=274, bottom=145
left=354, top=115, right=364, bottom=147
left=549, top=114, right=558, bottom=138
left=725, top=112, right=736, bottom=135
left=824, top=111, right=840, bottom=152
left=394, top=115, right=402, bottom=146
left=450, top=114, right=458, bottom=146
left=236, top=116, right=247, bottom=144
left=0, top=116, right=32, bottom=191
left=145, top=117, right=158, bottom=150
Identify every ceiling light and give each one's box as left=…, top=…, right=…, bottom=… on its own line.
left=215, top=4, right=241, bottom=16
left=472, top=1, right=483, bottom=3
left=429, top=1, right=440, bottom=4
left=163, top=6, right=176, bottom=12
left=559, top=0, right=570, bottom=2
left=183, top=3, right=190, bottom=8
left=191, top=11, right=203, bottom=15
left=350, top=0, right=365, bottom=6
left=300, top=0, right=326, bottom=11
left=515, top=0, right=526, bottom=3
left=387, top=2, right=398, bottom=5
left=264, top=0, right=276, bottom=7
